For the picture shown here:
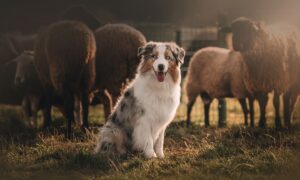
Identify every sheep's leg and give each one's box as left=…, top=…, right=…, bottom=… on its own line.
left=81, top=91, right=90, bottom=130
left=283, top=91, right=292, bottom=130
left=103, top=90, right=113, bottom=122
left=204, top=102, right=211, bottom=127
left=22, top=97, right=32, bottom=127
left=290, top=94, right=298, bottom=114
left=30, top=98, right=39, bottom=128
left=186, top=96, right=196, bottom=128
left=42, top=105, right=52, bottom=129
left=238, top=98, right=248, bottom=127
left=248, top=97, right=255, bottom=128
left=43, top=89, right=53, bottom=129
left=257, top=93, right=268, bottom=128
left=73, top=95, right=82, bottom=125
left=63, top=90, right=75, bottom=139
left=218, top=99, right=227, bottom=127
left=273, top=91, right=282, bottom=130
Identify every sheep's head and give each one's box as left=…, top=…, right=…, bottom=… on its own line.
left=231, top=17, right=261, bottom=52
left=10, top=51, right=36, bottom=87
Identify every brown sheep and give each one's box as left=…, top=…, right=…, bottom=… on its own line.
left=93, top=24, right=146, bottom=120
left=231, top=17, right=300, bottom=129
left=34, top=21, right=96, bottom=137
left=12, top=50, right=85, bottom=128
left=185, top=47, right=255, bottom=128
left=11, top=51, right=41, bottom=127
left=0, top=34, right=36, bottom=106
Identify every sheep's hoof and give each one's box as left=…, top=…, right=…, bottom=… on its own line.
left=81, top=126, right=91, bottom=133
left=186, top=121, right=190, bottom=128
left=275, top=124, right=282, bottom=131
left=43, top=123, right=51, bottom=129
left=283, top=126, right=292, bottom=133
left=218, top=123, right=226, bottom=128
left=258, top=123, right=266, bottom=128
left=65, top=132, right=74, bottom=139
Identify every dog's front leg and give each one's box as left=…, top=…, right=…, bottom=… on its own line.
left=154, top=128, right=166, bottom=158
left=132, top=121, right=157, bottom=158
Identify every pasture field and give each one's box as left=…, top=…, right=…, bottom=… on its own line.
left=0, top=92, right=300, bottom=179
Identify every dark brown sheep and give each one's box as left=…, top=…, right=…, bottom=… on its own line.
left=34, top=21, right=96, bottom=137
left=231, top=17, right=300, bottom=129
left=12, top=51, right=46, bottom=127
left=0, top=34, right=35, bottom=105
left=93, top=24, right=146, bottom=120
left=185, top=47, right=255, bottom=128
left=12, top=50, right=86, bottom=128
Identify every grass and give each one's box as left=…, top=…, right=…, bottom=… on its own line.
left=0, top=94, right=300, bottom=179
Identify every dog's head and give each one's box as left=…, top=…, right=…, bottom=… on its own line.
left=137, top=42, right=185, bottom=83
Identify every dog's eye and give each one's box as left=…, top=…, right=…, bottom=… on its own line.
left=165, top=55, right=171, bottom=60
left=151, top=54, right=158, bottom=59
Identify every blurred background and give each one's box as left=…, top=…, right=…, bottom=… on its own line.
left=1, top=0, right=300, bottom=34
left=0, top=0, right=299, bottom=125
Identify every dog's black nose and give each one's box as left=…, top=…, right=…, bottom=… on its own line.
left=158, top=64, right=165, bottom=71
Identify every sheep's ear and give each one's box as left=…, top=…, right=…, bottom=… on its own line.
left=4, top=57, right=18, bottom=66
left=252, top=20, right=265, bottom=33
left=170, top=44, right=185, bottom=64
left=4, top=36, right=19, bottom=56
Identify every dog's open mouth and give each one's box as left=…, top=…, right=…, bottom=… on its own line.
left=154, top=71, right=167, bottom=82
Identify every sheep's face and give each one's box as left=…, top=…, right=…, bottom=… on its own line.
left=13, top=51, right=35, bottom=86
left=137, top=42, right=185, bottom=83
left=231, top=17, right=260, bottom=52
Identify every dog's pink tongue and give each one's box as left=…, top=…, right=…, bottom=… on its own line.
left=156, top=72, right=165, bottom=82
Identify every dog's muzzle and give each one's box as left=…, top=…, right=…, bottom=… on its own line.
left=154, top=69, right=167, bottom=82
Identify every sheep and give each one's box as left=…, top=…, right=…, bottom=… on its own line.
left=231, top=17, right=300, bottom=129
left=9, top=51, right=40, bottom=127
left=0, top=34, right=35, bottom=106
left=34, top=21, right=96, bottom=137
left=185, top=47, right=255, bottom=128
left=11, top=50, right=85, bottom=128
left=93, top=23, right=146, bottom=120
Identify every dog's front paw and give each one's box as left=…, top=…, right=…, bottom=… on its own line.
left=144, top=149, right=157, bottom=159
left=156, top=151, right=164, bottom=158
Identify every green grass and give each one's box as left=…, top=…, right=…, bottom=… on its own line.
left=0, top=95, right=300, bottom=179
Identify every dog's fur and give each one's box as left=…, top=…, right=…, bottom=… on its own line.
left=95, top=41, right=185, bottom=158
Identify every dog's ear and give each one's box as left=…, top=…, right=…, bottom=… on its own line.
left=137, top=42, right=156, bottom=59
left=137, top=46, right=145, bottom=59
left=169, top=43, right=185, bottom=64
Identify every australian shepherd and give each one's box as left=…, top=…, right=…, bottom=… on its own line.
left=95, top=41, right=185, bottom=158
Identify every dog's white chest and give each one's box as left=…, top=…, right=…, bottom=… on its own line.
left=134, top=81, right=180, bottom=127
